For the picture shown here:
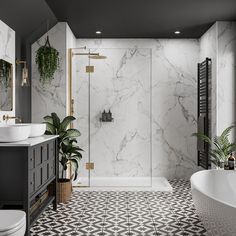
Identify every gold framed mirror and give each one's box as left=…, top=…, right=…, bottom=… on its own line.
left=0, top=59, right=13, bottom=111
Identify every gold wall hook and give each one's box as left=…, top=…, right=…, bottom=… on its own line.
left=16, top=59, right=26, bottom=65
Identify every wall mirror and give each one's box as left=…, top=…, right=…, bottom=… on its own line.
left=0, top=59, right=13, bottom=111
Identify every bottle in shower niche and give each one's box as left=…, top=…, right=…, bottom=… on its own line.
left=102, top=110, right=106, bottom=122
left=228, top=153, right=235, bottom=170
left=107, top=110, right=112, bottom=121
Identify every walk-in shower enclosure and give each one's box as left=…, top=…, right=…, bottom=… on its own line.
left=71, top=47, right=152, bottom=187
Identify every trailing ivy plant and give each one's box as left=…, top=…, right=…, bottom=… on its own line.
left=0, top=59, right=12, bottom=89
left=35, top=36, right=59, bottom=84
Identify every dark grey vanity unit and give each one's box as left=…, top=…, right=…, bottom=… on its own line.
left=0, top=135, right=58, bottom=236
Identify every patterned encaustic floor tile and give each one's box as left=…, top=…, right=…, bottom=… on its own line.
left=31, top=180, right=207, bottom=236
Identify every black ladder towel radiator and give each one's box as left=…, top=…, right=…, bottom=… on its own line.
left=197, top=57, right=211, bottom=169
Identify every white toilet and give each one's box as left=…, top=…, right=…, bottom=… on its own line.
left=0, top=210, right=26, bottom=236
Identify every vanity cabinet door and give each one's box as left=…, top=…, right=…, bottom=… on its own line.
left=41, top=144, right=48, bottom=162
left=48, top=141, right=55, bottom=161
left=42, top=162, right=48, bottom=184
left=29, top=149, right=35, bottom=170
left=35, top=146, right=42, bottom=166
left=29, top=171, right=35, bottom=195
left=49, top=159, right=55, bottom=179
left=29, top=145, right=44, bottom=169
left=28, top=139, right=57, bottom=196
left=35, top=167, right=43, bottom=190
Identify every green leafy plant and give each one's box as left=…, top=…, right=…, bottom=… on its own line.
left=0, top=59, right=12, bottom=89
left=44, top=112, right=83, bottom=180
left=35, top=36, right=59, bottom=84
left=192, top=125, right=236, bottom=167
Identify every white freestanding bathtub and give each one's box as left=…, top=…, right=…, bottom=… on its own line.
left=190, top=170, right=236, bottom=236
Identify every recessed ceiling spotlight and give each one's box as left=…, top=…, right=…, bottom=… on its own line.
left=175, top=31, right=181, bottom=35
left=96, top=31, right=102, bottom=34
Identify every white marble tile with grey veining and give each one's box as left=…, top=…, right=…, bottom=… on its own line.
left=217, top=22, right=236, bottom=135
left=75, top=39, right=199, bottom=181
left=31, top=23, right=67, bottom=122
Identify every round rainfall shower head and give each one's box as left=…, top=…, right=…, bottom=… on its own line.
left=89, top=54, right=107, bottom=59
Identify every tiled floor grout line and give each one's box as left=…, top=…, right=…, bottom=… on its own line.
left=131, top=192, right=144, bottom=235
left=88, top=192, right=100, bottom=235
left=126, top=192, right=131, bottom=235
left=75, top=192, right=91, bottom=232
left=165, top=192, right=185, bottom=235
left=101, top=192, right=109, bottom=235
left=144, top=192, right=158, bottom=235
left=31, top=180, right=207, bottom=236
left=115, top=191, right=123, bottom=236
left=151, top=192, right=166, bottom=236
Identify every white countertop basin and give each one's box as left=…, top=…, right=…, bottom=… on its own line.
left=0, top=124, right=31, bottom=142
left=0, top=135, right=58, bottom=146
left=16, top=123, right=46, bottom=137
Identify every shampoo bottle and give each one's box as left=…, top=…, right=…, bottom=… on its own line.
left=228, top=152, right=235, bottom=170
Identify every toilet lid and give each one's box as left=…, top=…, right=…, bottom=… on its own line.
left=0, top=210, right=26, bottom=232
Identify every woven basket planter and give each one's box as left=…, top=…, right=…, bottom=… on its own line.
left=57, top=178, right=72, bottom=203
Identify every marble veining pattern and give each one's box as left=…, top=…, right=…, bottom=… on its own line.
left=75, top=39, right=199, bottom=180
left=73, top=47, right=151, bottom=185
left=0, top=20, right=15, bottom=113
left=31, top=23, right=67, bottom=122
left=32, top=27, right=200, bottom=180
left=199, top=23, right=217, bottom=138
left=30, top=21, right=236, bottom=181
left=217, top=22, right=236, bottom=136
left=151, top=39, right=199, bottom=179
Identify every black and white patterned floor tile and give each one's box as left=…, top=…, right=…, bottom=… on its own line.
left=31, top=180, right=207, bottom=236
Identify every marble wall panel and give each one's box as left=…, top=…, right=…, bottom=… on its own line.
left=0, top=19, right=15, bottom=122
left=217, top=22, right=236, bottom=136
left=75, top=39, right=199, bottom=179
left=32, top=22, right=67, bottom=122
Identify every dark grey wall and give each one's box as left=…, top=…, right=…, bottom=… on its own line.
left=0, top=0, right=58, bottom=122
left=15, top=34, right=24, bottom=121
left=16, top=21, right=57, bottom=122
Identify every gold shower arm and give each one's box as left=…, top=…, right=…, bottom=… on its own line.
left=72, top=52, right=99, bottom=56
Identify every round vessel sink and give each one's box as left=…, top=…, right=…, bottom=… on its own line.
left=0, top=124, right=31, bottom=142
left=28, top=123, right=46, bottom=137
left=16, top=123, right=46, bottom=137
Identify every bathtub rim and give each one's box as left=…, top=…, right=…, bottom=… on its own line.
left=190, top=169, right=236, bottom=209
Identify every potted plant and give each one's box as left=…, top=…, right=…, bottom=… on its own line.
left=35, top=36, right=60, bottom=85
left=44, top=112, right=83, bottom=202
left=193, top=125, right=236, bottom=169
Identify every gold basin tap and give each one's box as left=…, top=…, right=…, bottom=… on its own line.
left=3, top=115, right=22, bottom=123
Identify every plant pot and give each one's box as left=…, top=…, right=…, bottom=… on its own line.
left=213, top=160, right=225, bottom=170
left=57, top=178, right=72, bottom=203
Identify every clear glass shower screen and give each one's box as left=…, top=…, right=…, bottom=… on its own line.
left=71, top=48, right=90, bottom=187
left=72, top=47, right=152, bottom=187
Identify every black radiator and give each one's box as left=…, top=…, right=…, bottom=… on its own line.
left=197, top=58, right=211, bottom=169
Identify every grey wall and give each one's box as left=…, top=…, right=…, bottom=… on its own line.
left=0, top=0, right=58, bottom=122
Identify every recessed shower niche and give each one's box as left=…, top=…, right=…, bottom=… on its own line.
left=70, top=47, right=152, bottom=187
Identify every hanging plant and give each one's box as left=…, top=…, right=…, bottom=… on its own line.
left=0, top=59, right=12, bottom=89
left=35, top=36, right=60, bottom=84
